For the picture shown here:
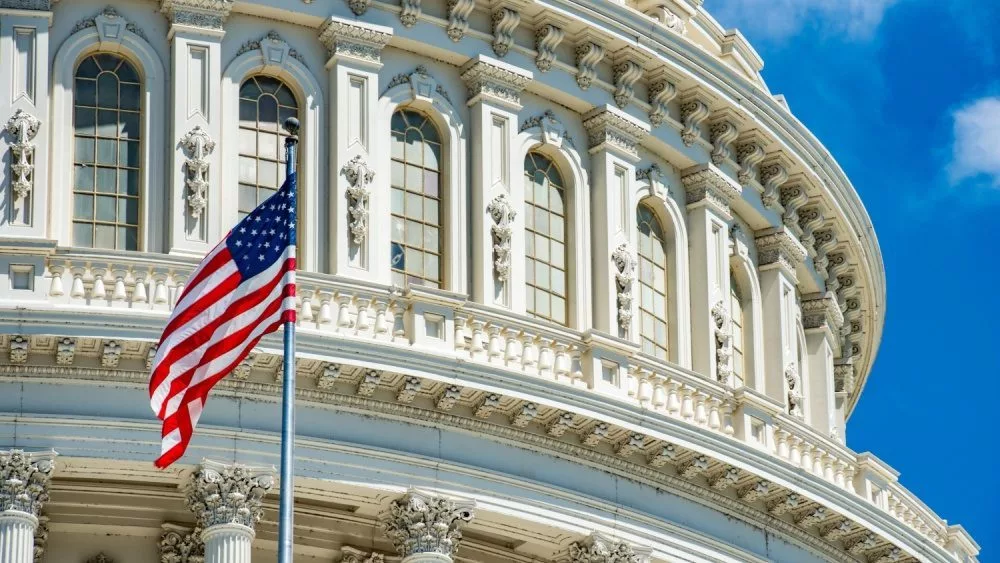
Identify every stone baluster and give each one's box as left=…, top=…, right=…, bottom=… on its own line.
left=355, top=297, right=373, bottom=332
left=0, top=450, right=56, bottom=563
left=680, top=386, right=695, bottom=421
left=721, top=401, right=735, bottom=436
left=666, top=380, right=681, bottom=416
left=487, top=325, right=504, bottom=363
left=800, top=443, right=814, bottom=472
left=694, top=392, right=709, bottom=426
left=70, top=268, right=86, bottom=299
left=300, top=291, right=315, bottom=324
left=469, top=320, right=487, bottom=358
left=537, top=337, right=554, bottom=375
left=503, top=328, right=521, bottom=366
left=774, top=427, right=790, bottom=459
left=636, top=372, right=653, bottom=405
left=651, top=381, right=667, bottom=410
left=383, top=489, right=475, bottom=563
left=520, top=332, right=538, bottom=369
left=788, top=436, right=802, bottom=466
left=336, top=295, right=353, bottom=329
left=185, top=461, right=275, bottom=563
left=707, top=397, right=722, bottom=431
left=453, top=315, right=469, bottom=353
left=553, top=342, right=570, bottom=378
left=373, top=299, right=389, bottom=336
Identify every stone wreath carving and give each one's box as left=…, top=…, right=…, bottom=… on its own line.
left=612, top=244, right=637, bottom=331
left=785, top=362, right=804, bottom=418
left=180, top=126, right=215, bottom=219
left=342, top=155, right=375, bottom=245
left=5, top=109, right=41, bottom=201
left=711, top=300, right=734, bottom=384
left=486, top=194, right=516, bottom=282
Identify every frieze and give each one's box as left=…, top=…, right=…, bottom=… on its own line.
left=160, top=0, right=234, bottom=29
left=755, top=227, right=808, bottom=273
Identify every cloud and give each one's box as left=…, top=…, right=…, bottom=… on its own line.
left=708, top=0, right=898, bottom=41
left=949, top=96, right=1000, bottom=189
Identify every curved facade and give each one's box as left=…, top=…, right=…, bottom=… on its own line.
left=0, top=0, right=979, bottom=562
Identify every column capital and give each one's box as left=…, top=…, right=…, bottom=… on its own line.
left=681, top=163, right=741, bottom=215
left=319, top=16, right=393, bottom=68
left=160, top=0, right=234, bottom=32
left=0, top=450, right=56, bottom=517
left=582, top=104, right=650, bottom=161
left=801, top=292, right=844, bottom=333
left=160, top=522, right=205, bottom=562
left=184, top=461, right=274, bottom=531
left=340, top=546, right=386, bottom=563
left=460, top=54, right=532, bottom=110
left=382, top=489, right=475, bottom=558
left=755, top=226, right=807, bottom=278
left=569, top=532, right=651, bottom=563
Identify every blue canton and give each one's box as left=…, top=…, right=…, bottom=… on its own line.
left=226, top=172, right=297, bottom=280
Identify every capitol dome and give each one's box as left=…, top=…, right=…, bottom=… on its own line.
left=0, top=0, right=980, bottom=562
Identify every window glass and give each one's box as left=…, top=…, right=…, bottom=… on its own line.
left=637, top=204, right=668, bottom=359
left=731, top=273, right=746, bottom=386
left=525, top=153, right=567, bottom=325
left=238, top=76, right=299, bottom=220
left=72, top=53, right=141, bottom=250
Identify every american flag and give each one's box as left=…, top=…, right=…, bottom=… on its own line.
left=148, top=173, right=297, bottom=468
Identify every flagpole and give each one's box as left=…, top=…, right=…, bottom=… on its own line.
left=278, top=116, right=299, bottom=563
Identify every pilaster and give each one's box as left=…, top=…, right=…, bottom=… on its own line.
left=319, top=16, right=392, bottom=283
left=185, top=461, right=275, bottom=563
left=461, top=55, right=531, bottom=311
left=582, top=104, right=649, bottom=338
left=0, top=3, right=51, bottom=238
left=682, top=164, right=740, bottom=382
left=382, top=489, right=475, bottom=562
left=0, top=449, right=56, bottom=563
left=161, top=0, right=232, bottom=257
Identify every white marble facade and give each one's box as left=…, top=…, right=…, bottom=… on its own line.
left=0, top=0, right=980, bottom=562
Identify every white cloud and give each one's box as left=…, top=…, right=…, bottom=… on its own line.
left=708, top=0, right=898, bottom=40
left=949, top=97, right=1000, bottom=189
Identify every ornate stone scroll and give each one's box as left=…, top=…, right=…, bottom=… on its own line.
left=575, top=41, right=605, bottom=90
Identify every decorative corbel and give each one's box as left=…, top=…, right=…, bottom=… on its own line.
left=735, top=130, right=767, bottom=186
left=612, top=51, right=644, bottom=108
left=679, top=94, right=710, bottom=147
left=758, top=154, right=792, bottom=214
left=779, top=180, right=810, bottom=235
left=342, top=155, right=375, bottom=245
left=534, top=18, right=566, bottom=72
left=647, top=69, right=677, bottom=127
left=446, top=0, right=476, bottom=41
left=486, top=194, right=516, bottom=282
left=491, top=1, right=522, bottom=57
left=347, top=0, right=371, bottom=16
left=574, top=38, right=605, bottom=90
left=180, top=126, right=215, bottom=220
left=399, top=0, right=420, bottom=27
left=708, top=110, right=740, bottom=165
left=611, top=243, right=637, bottom=331
left=5, top=109, right=41, bottom=201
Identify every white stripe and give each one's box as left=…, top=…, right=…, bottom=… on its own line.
left=151, top=269, right=294, bottom=415
left=169, top=241, right=229, bottom=319
left=160, top=428, right=182, bottom=455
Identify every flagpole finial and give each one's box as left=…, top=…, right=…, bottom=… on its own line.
left=283, top=117, right=300, bottom=141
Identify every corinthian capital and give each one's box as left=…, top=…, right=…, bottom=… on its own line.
left=382, top=489, right=475, bottom=558
left=319, top=16, right=393, bottom=66
left=582, top=104, right=650, bottom=161
left=185, top=461, right=274, bottom=530
left=569, top=532, right=651, bottom=563
left=460, top=54, right=532, bottom=110
left=160, top=0, right=234, bottom=30
left=0, top=449, right=56, bottom=516
left=159, top=523, right=205, bottom=562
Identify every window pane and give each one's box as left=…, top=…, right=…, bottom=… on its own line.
left=259, top=95, right=278, bottom=126
left=120, top=112, right=140, bottom=139
left=96, top=139, right=116, bottom=165
left=95, top=224, right=115, bottom=248
left=637, top=203, right=669, bottom=357
left=74, top=194, right=94, bottom=219
left=96, top=167, right=116, bottom=192
left=75, top=79, right=96, bottom=106
left=74, top=166, right=94, bottom=190
left=75, top=107, right=96, bottom=135
left=119, top=83, right=140, bottom=111
left=97, top=73, right=119, bottom=108
left=75, top=137, right=95, bottom=163
left=119, top=141, right=140, bottom=168
left=96, top=195, right=117, bottom=221
left=73, top=222, right=93, bottom=247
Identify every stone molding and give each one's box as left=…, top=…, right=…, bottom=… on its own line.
left=339, top=546, right=386, bottom=563
left=382, top=489, right=475, bottom=557
left=460, top=55, right=532, bottom=109
left=72, top=6, right=148, bottom=41
left=235, top=31, right=306, bottom=66
left=681, top=164, right=740, bottom=212
left=185, top=461, right=275, bottom=530
left=582, top=105, right=650, bottom=159
left=801, top=293, right=844, bottom=332
left=319, top=17, right=393, bottom=66
left=755, top=227, right=807, bottom=274
left=0, top=449, right=56, bottom=516
left=160, top=0, right=234, bottom=29
left=568, top=532, right=651, bottom=563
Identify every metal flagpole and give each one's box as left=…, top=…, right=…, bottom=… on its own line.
left=278, top=116, right=300, bottom=563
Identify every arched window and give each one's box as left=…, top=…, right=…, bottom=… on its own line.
left=238, top=75, right=299, bottom=220
left=637, top=204, right=668, bottom=360
left=390, top=109, right=443, bottom=288
left=730, top=273, right=747, bottom=386
left=524, top=153, right=567, bottom=325
left=72, top=53, right=141, bottom=250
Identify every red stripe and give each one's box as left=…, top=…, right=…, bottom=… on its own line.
left=157, top=270, right=241, bottom=354
left=149, top=258, right=294, bottom=396
left=177, top=243, right=231, bottom=303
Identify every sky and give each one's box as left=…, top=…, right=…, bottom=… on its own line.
left=708, top=0, right=999, bottom=556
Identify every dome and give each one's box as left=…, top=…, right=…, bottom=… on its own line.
left=0, top=0, right=976, bottom=562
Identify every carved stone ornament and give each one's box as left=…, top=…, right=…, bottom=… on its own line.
left=613, top=59, right=643, bottom=108
left=342, top=155, right=375, bottom=245
left=736, top=137, right=766, bottom=186
left=72, top=6, right=149, bottom=42
left=347, top=0, right=371, bottom=16
left=446, top=0, right=476, bottom=41
left=486, top=194, right=516, bottom=282
left=534, top=24, right=565, bottom=72
left=0, top=449, right=56, bottom=516
left=382, top=65, right=452, bottom=104
left=582, top=106, right=650, bottom=159
left=235, top=31, right=306, bottom=66
left=647, top=77, right=676, bottom=127
left=9, top=335, right=29, bottom=364
left=160, top=0, right=235, bottom=30
left=569, top=532, right=651, bottom=563
left=180, top=127, right=215, bottom=219
left=185, top=461, right=275, bottom=530
left=382, top=489, right=475, bottom=557
left=679, top=98, right=710, bottom=147
left=33, top=515, right=49, bottom=563
left=460, top=57, right=532, bottom=109
left=86, top=553, right=115, bottom=563
left=0, top=1, right=53, bottom=10
left=711, top=301, right=733, bottom=384
left=520, top=110, right=571, bottom=147
left=318, top=18, right=392, bottom=64
left=709, top=120, right=739, bottom=165
left=399, top=0, right=420, bottom=27
left=575, top=41, right=605, bottom=90
left=682, top=165, right=740, bottom=211
left=491, top=7, right=521, bottom=58
left=5, top=110, right=41, bottom=201
left=340, top=546, right=385, bottom=563
left=611, top=244, right=636, bottom=331
left=645, top=4, right=686, bottom=33
left=785, top=363, right=803, bottom=418
left=160, top=523, right=205, bottom=563
left=801, top=293, right=844, bottom=331
left=759, top=160, right=790, bottom=213
left=755, top=228, right=808, bottom=274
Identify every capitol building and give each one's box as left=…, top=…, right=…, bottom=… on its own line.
left=0, top=0, right=981, bottom=561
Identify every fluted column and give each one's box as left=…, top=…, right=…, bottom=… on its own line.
left=185, top=461, right=274, bottom=563
left=382, top=489, right=475, bottom=563
left=0, top=449, right=56, bottom=563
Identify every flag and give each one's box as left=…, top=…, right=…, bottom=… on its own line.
left=148, top=172, right=297, bottom=468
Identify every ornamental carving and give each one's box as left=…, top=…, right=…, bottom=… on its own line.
left=0, top=0, right=52, bottom=10
left=180, top=127, right=215, bottom=220
left=72, top=6, right=148, bottom=41
left=755, top=228, right=807, bottom=273
left=759, top=160, right=789, bottom=213
left=343, top=155, right=375, bottom=245
left=534, top=24, right=565, bottom=72
left=711, top=301, right=733, bottom=384
left=347, top=0, right=371, bottom=16
left=611, top=244, right=636, bottom=331
left=340, top=546, right=385, bottom=563
left=486, top=194, right=516, bottom=282
left=709, top=120, right=739, bottom=165
left=86, top=553, right=115, bottom=563
left=612, top=60, right=643, bottom=108
left=160, top=0, right=235, bottom=30
left=491, top=7, right=520, bottom=58
left=780, top=184, right=808, bottom=233
left=582, top=107, right=650, bottom=159
left=785, top=363, right=803, bottom=418
left=235, top=31, right=306, bottom=66
left=682, top=166, right=740, bottom=210
left=399, top=0, right=420, bottom=27
left=446, top=0, right=476, bottom=41
left=185, top=461, right=274, bottom=529
left=575, top=42, right=605, bottom=90
left=5, top=110, right=40, bottom=201
left=460, top=58, right=531, bottom=107
left=9, top=335, right=29, bottom=364
left=646, top=5, right=686, bottom=33
left=318, top=19, right=392, bottom=64
left=160, top=524, right=205, bottom=563
left=34, top=516, right=49, bottom=563
left=520, top=110, right=571, bottom=147
left=647, top=78, right=677, bottom=127
left=736, top=138, right=766, bottom=186
left=382, top=490, right=475, bottom=557
left=569, top=532, right=650, bottom=563
left=0, top=449, right=56, bottom=516
left=679, top=98, right=710, bottom=146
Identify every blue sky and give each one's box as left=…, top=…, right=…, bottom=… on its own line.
left=709, top=0, right=999, bottom=556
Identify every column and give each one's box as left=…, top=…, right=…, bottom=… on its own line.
left=186, top=461, right=274, bottom=563
left=0, top=449, right=56, bottom=563
left=383, top=489, right=475, bottom=563
left=160, top=0, right=232, bottom=257
left=461, top=54, right=531, bottom=311
left=582, top=105, right=650, bottom=340
left=0, top=2, right=51, bottom=238
left=681, top=164, right=741, bottom=383
left=801, top=292, right=843, bottom=438
left=568, top=532, right=651, bottom=563
left=160, top=522, right=205, bottom=562
left=755, top=226, right=807, bottom=409
left=319, top=16, right=392, bottom=283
